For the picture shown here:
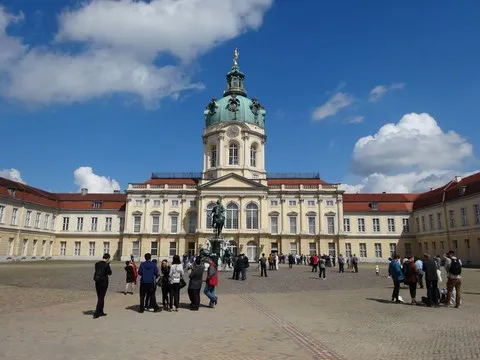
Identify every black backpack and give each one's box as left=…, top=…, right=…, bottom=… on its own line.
left=449, top=258, right=462, bottom=276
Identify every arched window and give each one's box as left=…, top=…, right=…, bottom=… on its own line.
left=225, top=203, right=239, bottom=229
left=210, top=145, right=217, bottom=168
left=229, top=143, right=238, bottom=165
left=246, top=203, right=259, bottom=229
left=250, top=144, right=257, bottom=167
left=206, top=202, right=215, bottom=229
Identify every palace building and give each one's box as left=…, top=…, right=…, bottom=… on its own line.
left=1, top=53, right=479, bottom=264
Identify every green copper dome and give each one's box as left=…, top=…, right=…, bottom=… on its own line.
left=204, top=49, right=266, bottom=128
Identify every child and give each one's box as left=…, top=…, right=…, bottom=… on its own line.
left=124, top=261, right=136, bottom=294
left=375, top=264, right=380, bottom=276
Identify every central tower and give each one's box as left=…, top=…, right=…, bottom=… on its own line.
left=202, top=49, right=267, bottom=184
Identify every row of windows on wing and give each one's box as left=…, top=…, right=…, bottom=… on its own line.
left=343, top=217, right=410, bottom=233
left=415, top=205, right=480, bottom=232
left=209, top=143, right=259, bottom=167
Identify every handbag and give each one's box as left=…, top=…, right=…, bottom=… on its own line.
left=179, top=276, right=186, bottom=289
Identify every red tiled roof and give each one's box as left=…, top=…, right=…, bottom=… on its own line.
left=145, top=178, right=198, bottom=185
left=413, top=172, right=480, bottom=210
left=0, top=177, right=126, bottom=210
left=343, top=193, right=418, bottom=213
left=267, top=179, right=329, bottom=186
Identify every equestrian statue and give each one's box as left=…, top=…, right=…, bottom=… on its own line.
left=211, top=199, right=225, bottom=239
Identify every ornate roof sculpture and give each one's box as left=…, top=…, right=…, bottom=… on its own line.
left=204, top=48, right=266, bottom=128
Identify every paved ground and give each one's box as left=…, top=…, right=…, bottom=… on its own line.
left=0, top=262, right=480, bottom=360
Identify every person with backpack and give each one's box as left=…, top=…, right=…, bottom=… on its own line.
left=204, top=256, right=218, bottom=308
left=402, top=256, right=419, bottom=305
left=93, top=253, right=112, bottom=319
left=259, top=253, right=268, bottom=277
left=444, top=251, right=462, bottom=308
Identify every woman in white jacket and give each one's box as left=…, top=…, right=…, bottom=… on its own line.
left=169, top=255, right=184, bottom=311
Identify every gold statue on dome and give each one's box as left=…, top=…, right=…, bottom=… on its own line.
left=233, top=48, right=240, bottom=67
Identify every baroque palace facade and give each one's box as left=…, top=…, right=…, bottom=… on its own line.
left=1, top=54, right=480, bottom=264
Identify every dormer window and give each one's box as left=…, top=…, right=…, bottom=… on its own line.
left=92, top=202, right=102, bottom=209
left=7, top=187, right=16, bottom=197
left=459, top=186, right=467, bottom=196
left=369, top=202, right=378, bottom=211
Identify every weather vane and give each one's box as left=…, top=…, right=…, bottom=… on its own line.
left=233, top=48, right=240, bottom=67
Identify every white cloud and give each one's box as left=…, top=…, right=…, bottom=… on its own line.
left=0, top=168, right=24, bottom=183
left=351, top=113, right=473, bottom=176
left=369, top=82, right=404, bottom=102
left=74, top=167, right=121, bottom=193
left=346, top=115, right=364, bottom=124
left=0, top=1, right=272, bottom=107
left=312, top=92, right=353, bottom=121
left=343, top=112, right=476, bottom=193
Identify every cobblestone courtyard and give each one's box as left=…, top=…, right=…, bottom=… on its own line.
left=0, top=262, right=479, bottom=360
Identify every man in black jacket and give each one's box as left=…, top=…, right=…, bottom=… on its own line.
left=423, top=253, right=439, bottom=307
left=93, top=253, right=112, bottom=319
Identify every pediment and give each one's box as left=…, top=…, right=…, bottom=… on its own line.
left=199, top=173, right=267, bottom=190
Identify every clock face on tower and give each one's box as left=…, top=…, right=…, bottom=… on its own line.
left=226, top=125, right=239, bottom=138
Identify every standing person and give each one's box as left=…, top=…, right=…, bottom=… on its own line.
left=204, top=256, right=218, bottom=308
left=423, top=254, right=440, bottom=307
left=259, top=253, right=268, bottom=277
left=169, top=255, right=184, bottom=312
left=338, top=254, right=345, bottom=273
left=389, top=255, right=404, bottom=303
left=444, top=251, right=462, bottom=308
left=319, top=256, right=326, bottom=280
left=415, top=257, right=424, bottom=288
left=124, top=261, right=136, bottom=294
left=138, top=253, right=160, bottom=313
left=351, top=254, right=359, bottom=273
left=311, top=254, right=319, bottom=273
left=188, top=257, right=204, bottom=311
left=159, top=259, right=171, bottom=311
left=402, top=256, right=419, bottom=305
left=93, top=253, right=112, bottom=319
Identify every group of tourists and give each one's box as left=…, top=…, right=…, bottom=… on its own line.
left=388, top=250, right=462, bottom=308
left=92, top=252, right=219, bottom=319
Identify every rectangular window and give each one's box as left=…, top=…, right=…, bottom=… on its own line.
left=449, top=210, right=455, bottom=228
left=474, top=204, right=480, bottom=224
left=105, top=217, right=112, bottom=232
left=171, top=200, right=179, bottom=207
left=405, top=243, right=412, bottom=257
left=326, top=200, right=334, bottom=206
left=119, top=217, right=125, bottom=232
left=22, top=239, right=28, bottom=256
left=289, top=216, right=297, bottom=234
left=428, top=214, right=434, bottom=231
left=290, top=242, right=298, bottom=256
left=345, top=243, right=352, bottom=257
left=307, top=200, right=315, bottom=206
left=44, top=214, right=49, bottom=229
left=89, top=242, right=95, bottom=256
left=135, top=200, right=143, bottom=206
left=103, top=241, right=110, bottom=254
left=270, top=216, right=278, bottom=234
left=288, top=200, right=297, bottom=207
left=372, top=218, right=380, bottom=232
left=374, top=243, right=382, bottom=258
left=132, top=241, right=140, bottom=258
left=170, top=215, right=178, bottom=233
left=309, top=242, right=316, bottom=256
left=343, top=218, right=350, bottom=232
left=270, top=200, right=278, bottom=206
left=359, top=243, right=367, bottom=257
left=152, top=215, right=160, bottom=233
left=461, top=207, right=468, bottom=226
left=271, top=242, right=279, bottom=253
left=357, top=218, right=365, bottom=232
left=327, top=216, right=335, bottom=234
left=416, top=217, right=420, bottom=232
left=90, top=217, right=98, bottom=231
left=133, top=216, right=141, bottom=233
left=308, top=216, right=316, bottom=235
left=62, top=217, right=69, bottom=231
left=0, top=205, right=5, bottom=223
left=60, top=241, right=66, bottom=256
left=25, top=210, right=32, bottom=227
left=188, top=215, right=197, bottom=233
left=151, top=241, right=158, bottom=256
left=153, top=200, right=161, bottom=207
left=389, top=243, right=397, bottom=257
left=188, top=242, right=196, bottom=256
left=169, top=241, right=177, bottom=257
left=387, top=218, right=395, bottom=232
left=437, top=212, right=442, bottom=229
left=77, top=217, right=84, bottom=231
left=74, top=241, right=81, bottom=256
left=402, top=218, right=410, bottom=233
left=11, top=208, right=18, bottom=225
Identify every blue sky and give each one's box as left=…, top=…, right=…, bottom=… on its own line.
left=0, top=0, right=479, bottom=193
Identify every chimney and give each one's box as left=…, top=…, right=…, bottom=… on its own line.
left=454, top=176, right=462, bottom=183
left=81, top=188, right=88, bottom=195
